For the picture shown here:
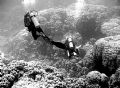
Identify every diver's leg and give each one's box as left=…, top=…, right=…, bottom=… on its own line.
left=75, top=48, right=79, bottom=56
left=36, top=26, right=44, bottom=33
left=67, top=50, right=71, bottom=58
left=51, top=41, right=66, bottom=50
left=31, top=30, right=39, bottom=40
left=38, top=33, right=53, bottom=44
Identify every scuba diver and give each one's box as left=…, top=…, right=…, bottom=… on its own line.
left=51, top=37, right=80, bottom=58
left=64, top=37, right=79, bottom=58
left=24, top=10, right=51, bottom=42
left=24, top=10, right=80, bottom=58
left=24, top=10, right=40, bottom=40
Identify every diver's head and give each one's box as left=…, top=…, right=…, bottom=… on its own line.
left=24, top=10, right=39, bottom=27
left=29, top=10, right=38, bottom=17
left=67, top=37, right=73, bottom=42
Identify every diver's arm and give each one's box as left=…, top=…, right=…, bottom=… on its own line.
left=51, top=41, right=66, bottom=50
left=76, top=45, right=82, bottom=49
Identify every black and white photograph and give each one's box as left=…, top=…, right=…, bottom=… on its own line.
left=0, top=0, right=120, bottom=88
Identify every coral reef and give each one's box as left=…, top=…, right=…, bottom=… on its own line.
left=109, top=67, right=120, bottom=88
left=83, top=35, right=120, bottom=77
left=0, top=59, right=110, bottom=88
left=101, top=17, right=120, bottom=36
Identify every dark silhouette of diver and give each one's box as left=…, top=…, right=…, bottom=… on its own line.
left=24, top=10, right=80, bottom=58
left=24, top=10, right=48, bottom=40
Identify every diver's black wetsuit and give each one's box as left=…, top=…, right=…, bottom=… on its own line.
left=24, top=12, right=51, bottom=41
left=28, top=24, right=48, bottom=40
left=51, top=41, right=66, bottom=49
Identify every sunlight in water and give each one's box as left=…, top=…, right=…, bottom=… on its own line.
left=22, top=0, right=36, bottom=11
left=74, top=0, right=85, bottom=18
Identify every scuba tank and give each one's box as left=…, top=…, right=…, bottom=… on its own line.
left=29, top=10, right=40, bottom=28
left=66, top=37, right=79, bottom=58
left=24, top=10, right=40, bottom=28
left=67, top=37, right=75, bottom=50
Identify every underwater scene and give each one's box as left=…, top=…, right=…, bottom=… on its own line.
left=0, top=0, right=120, bottom=87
